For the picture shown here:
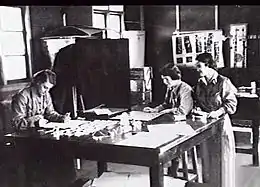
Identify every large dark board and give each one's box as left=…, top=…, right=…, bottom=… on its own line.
left=52, top=39, right=130, bottom=114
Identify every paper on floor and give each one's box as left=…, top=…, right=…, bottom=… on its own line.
left=92, top=172, right=187, bottom=187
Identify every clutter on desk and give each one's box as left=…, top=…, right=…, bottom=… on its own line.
left=40, top=117, right=144, bottom=142
left=236, top=82, right=258, bottom=98
left=42, top=120, right=120, bottom=140
left=237, top=81, right=257, bottom=95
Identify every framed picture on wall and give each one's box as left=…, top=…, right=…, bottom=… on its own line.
left=229, top=23, right=248, bottom=68
left=172, top=29, right=224, bottom=68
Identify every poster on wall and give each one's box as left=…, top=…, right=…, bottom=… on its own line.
left=172, top=30, right=224, bottom=68
left=229, top=23, right=248, bottom=68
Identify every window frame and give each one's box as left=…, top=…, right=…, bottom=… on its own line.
left=0, top=6, right=32, bottom=85
left=92, top=6, right=124, bottom=39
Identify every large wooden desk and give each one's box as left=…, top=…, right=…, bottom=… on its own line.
left=4, top=115, right=225, bottom=187
left=231, top=93, right=260, bottom=166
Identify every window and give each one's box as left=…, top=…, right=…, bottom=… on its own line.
left=0, top=6, right=31, bottom=83
left=92, top=5, right=125, bottom=39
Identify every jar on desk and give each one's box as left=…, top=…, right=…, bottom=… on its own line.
left=131, top=120, right=142, bottom=134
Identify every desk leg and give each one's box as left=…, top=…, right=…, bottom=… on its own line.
left=149, top=162, right=164, bottom=187
left=97, top=161, right=107, bottom=177
left=252, top=120, right=259, bottom=166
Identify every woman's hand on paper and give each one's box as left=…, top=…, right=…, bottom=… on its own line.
left=159, top=108, right=173, bottom=114
left=28, top=114, right=45, bottom=127
left=62, top=112, right=71, bottom=123
left=191, top=108, right=208, bottom=116
left=207, top=109, right=224, bottom=119
left=28, top=114, right=43, bottom=122
left=143, top=107, right=159, bottom=113
left=38, top=118, right=48, bottom=127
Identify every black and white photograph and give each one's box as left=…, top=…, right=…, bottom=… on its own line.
left=0, top=5, right=260, bottom=187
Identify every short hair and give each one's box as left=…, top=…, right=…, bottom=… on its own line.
left=32, top=69, right=56, bottom=86
left=195, top=52, right=217, bottom=70
left=159, top=63, right=181, bottom=80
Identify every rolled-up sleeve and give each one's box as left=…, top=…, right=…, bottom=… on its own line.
left=155, top=85, right=193, bottom=115
left=222, top=78, right=238, bottom=115
left=44, top=93, right=64, bottom=122
left=174, top=87, right=193, bottom=115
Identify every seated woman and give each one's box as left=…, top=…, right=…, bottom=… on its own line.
left=11, top=69, right=70, bottom=130
left=192, top=52, right=237, bottom=187
left=143, top=63, right=193, bottom=116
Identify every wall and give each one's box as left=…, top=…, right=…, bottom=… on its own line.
left=30, top=6, right=63, bottom=72
left=143, top=5, right=177, bottom=103
left=29, top=6, right=92, bottom=74
left=66, top=6, right=92, bottom=26
left=180, top=5, right=215, bottom=31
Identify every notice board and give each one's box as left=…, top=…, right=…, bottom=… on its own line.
left=172, top=29, right=224, bottom=68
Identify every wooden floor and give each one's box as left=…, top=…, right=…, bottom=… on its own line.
left=0, top=131, right=260, bottom=187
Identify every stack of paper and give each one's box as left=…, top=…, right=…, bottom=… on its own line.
left=91, top=172, right=187, bottom=187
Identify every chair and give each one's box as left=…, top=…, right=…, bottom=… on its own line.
left=231, top=95, right=260, bottom=166
left=168, top=146, right=200, bottom=182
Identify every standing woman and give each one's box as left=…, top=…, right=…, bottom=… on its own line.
left=193, top=52, right=237, bottom=187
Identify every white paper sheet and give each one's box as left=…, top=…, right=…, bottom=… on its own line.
left=148, top=123, right=196, bottom=136
left=116, top=131, right=180, bottom=149
left=84, top=108, right=113, bottom=115
left=40, top=120, right=87, bottom=129
left=116, top=122, right=195, bottom=148
left=92, top=172, right=129, bottom=187
left=111, top=111, right=163, bottom=121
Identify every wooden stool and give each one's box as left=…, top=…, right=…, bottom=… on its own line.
left=168, top=146, right=199, bottom=182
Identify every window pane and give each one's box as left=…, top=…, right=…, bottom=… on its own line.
left=2, top=56, right=26, bottom=80
left=93, top=6, right=108, bottom=10
left=107, top=30, right=120, bottom=39
left=0, top=6, right=23, bottom=31
left=109, top=5, right=123, bottom=12
left=93, top=13, right=105, bottom=29
left=107, top=15, right=120, bottom=33
left=0, top=32, right=25, bottom=55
